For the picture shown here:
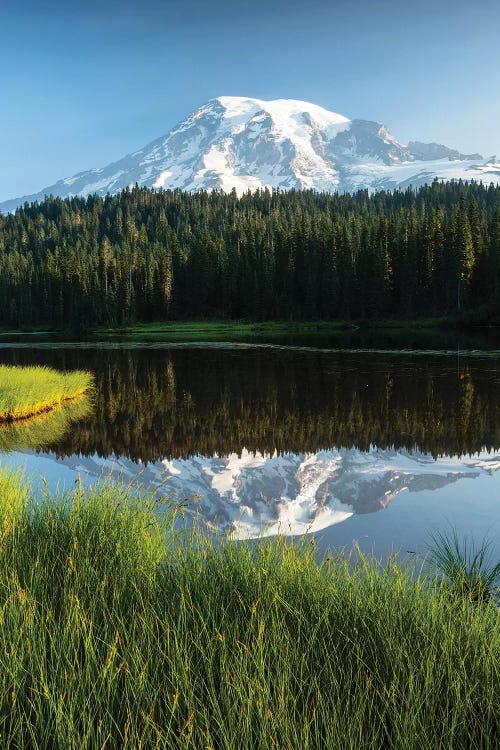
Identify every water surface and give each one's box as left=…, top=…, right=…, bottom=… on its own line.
left=1, top=343, right=499, bottom=559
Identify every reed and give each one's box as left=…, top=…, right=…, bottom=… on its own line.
left=0, top=470, right=497, bottom=749
left=0, top=365, right=93, bottom=422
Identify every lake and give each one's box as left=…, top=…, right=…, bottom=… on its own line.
left=1, top=340, right=500, bottom=559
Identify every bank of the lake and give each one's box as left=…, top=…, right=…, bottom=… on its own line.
left=96, top=317, right=452, bottom=336
left=96, top=319, right=359, bottom=341
left=91, top=318, right=500, bottom=351
left=2, top=315, right=499, bottom=348
left=0, top=469, right=497, bottom=749
left=0, top=365, right=93, bottom=422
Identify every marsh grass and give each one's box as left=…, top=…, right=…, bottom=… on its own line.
left=430, top=529, right=500, bottom=605
left=0, top=470, right=498, bottom=749
left=0, top=365, right=93, bottom=422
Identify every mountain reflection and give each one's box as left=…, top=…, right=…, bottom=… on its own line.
left=1, top=346, right=500, bottom=460
left=53, top=447, right=492, bottom=539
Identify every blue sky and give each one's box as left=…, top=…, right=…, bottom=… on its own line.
left=1, top=0, right=499, bottom=201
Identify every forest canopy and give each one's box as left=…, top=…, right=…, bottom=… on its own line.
left=1, top=180, right=499, bottom=328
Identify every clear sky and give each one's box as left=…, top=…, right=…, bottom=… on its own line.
left=1, top=0, right=499, bottom=201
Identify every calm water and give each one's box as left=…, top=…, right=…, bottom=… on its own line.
left=1, top=342, right=500, bottom=559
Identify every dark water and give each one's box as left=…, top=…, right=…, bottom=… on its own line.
left=1, top=343, right=500, bottom=559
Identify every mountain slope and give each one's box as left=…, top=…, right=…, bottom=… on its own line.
left=2, top=96, right=499, bottom=212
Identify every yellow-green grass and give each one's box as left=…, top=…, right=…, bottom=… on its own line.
left=0, top=365, right=93, bottom=422
left=0, top=470, right=498, bottom=749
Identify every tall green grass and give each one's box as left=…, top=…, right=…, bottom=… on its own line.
left=430, top=529, right=500, bottom=605
left=0, top=365, right=93, bottom=422
left=0, top=470, right=498, bottom=749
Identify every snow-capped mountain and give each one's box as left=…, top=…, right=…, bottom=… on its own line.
left=2, top=95, right=499, bottom=211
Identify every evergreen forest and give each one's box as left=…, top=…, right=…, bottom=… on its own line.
left=1, top=180, right=500, bottom=328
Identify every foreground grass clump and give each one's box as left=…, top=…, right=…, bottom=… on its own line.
left=0, top=472, right=498, bottom=749
left=0, top=365, right=93, bottom=422
left=430, top=529, right=500, bottom=605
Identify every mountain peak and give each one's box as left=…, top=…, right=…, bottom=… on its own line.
left=1, top=97, right=498, bottom=213
left=212, top=95, right=351, bottom=132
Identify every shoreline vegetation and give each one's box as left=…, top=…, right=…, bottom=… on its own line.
left=0, top=470, right=497, bottom=748
left=98, top=318, right=437, bottom=335
left=3, top=312, right=500, bottom=342
left=0, top=365, right=93, bottom=423
left=95, top=315, right=500, bottom=340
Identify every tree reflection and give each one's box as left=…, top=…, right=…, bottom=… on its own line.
left=1, top=347, right=499, bottom=460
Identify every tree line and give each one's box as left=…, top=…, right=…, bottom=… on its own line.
left=1, top=180, right=500, bottom=327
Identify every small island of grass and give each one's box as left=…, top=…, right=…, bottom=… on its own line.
left=0, top=365, right=93, bottom=422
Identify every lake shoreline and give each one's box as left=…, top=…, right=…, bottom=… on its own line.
left=3, top=313, right=500, bottom=341
left=96, top=316, right=500, bottom=340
